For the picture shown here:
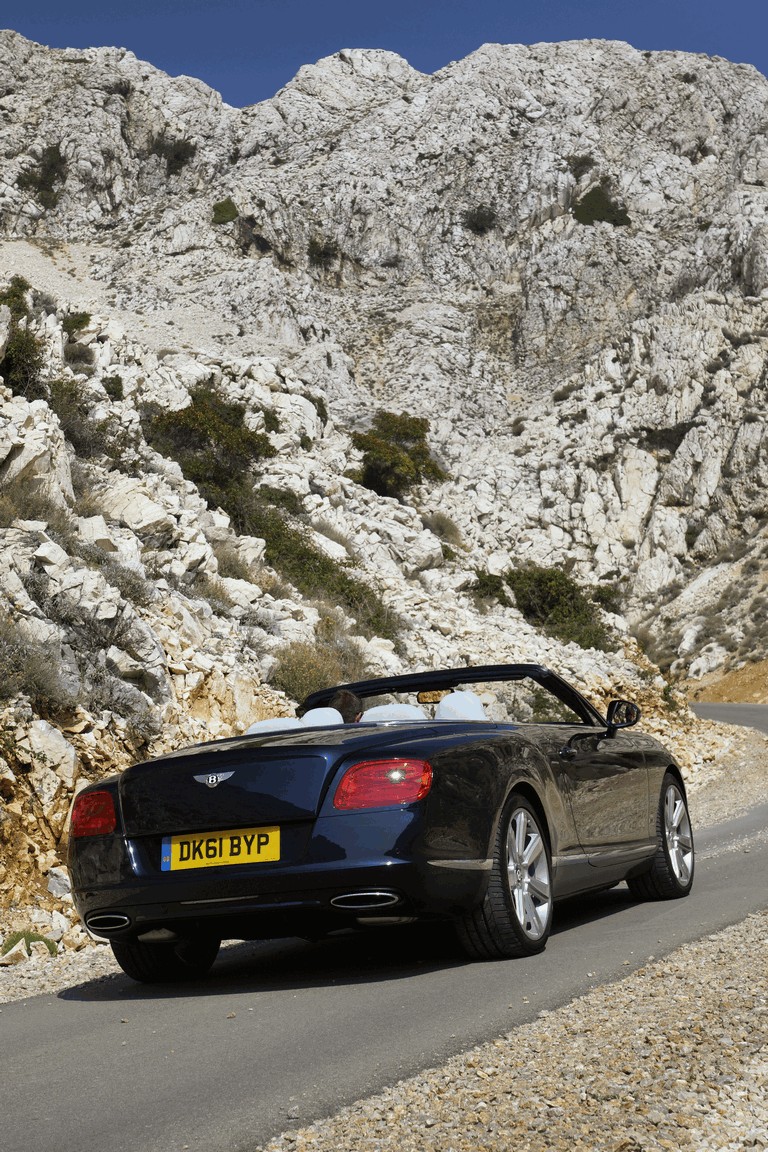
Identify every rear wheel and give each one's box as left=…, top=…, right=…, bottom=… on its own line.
left=457, top=794, right=553, bottom=960
left=627, top=772, right=694, bottom=900
left=111, top=936, right=221, bottom=984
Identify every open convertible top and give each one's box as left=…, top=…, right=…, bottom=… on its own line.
left=300, top=663, right=606, bottom=727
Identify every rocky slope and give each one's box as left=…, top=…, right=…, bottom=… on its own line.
left=1, top=31, right=767, bottom=924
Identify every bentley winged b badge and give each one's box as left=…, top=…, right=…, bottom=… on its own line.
left=193, top=771, right=234, bottom=789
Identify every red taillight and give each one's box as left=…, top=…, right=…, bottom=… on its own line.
left=71, top=790, right=117, bottom=837
left=333, top=758, right=433, bottom=810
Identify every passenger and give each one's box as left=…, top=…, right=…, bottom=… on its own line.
left=328, top=689, right=364, bottom=723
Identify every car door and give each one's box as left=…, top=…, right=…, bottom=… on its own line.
left=536, top=723, right=652, bottom=865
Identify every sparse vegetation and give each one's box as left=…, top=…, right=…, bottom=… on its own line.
left=472, top=571, right=513, bottom=610
left=572, top=183, right=630, bottom=227
left=17, top=144, right=67, bottom=208
left=270, top=616, right=371, bottom=704
left=0, top=324, right=46, bottom=398
left=351, top=410, right=446, bottom=500
left=308, top=236, right=339, bottom=266
left=62, top=312, right=91, bottom=338
left=149, top=134, right=197, bottom=176
left=462, top=204, right=497, bottom=235
left=213, top=541, right=253, bottom=582
left=0, top=611, right=78, bottom=717
left=141, top=389, right=397, bottom=641
left=1, top=929, right=57, bottom=958
left=212, top=197, right=238, bottom=225
left=241, top=499, right=399, bottom=641
left=505, top=564, right=614, bottom=651
left=190, top=571, right=235, bottom=615
left=421, top=511, right=464, bottom=549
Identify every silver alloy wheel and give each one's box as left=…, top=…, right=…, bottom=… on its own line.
left=506, top=806, right=552, bottom=940
left=664, top=781, right=694, bottom=885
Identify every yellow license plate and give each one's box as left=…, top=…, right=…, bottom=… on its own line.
left=161, top=826, right=280, bottom=871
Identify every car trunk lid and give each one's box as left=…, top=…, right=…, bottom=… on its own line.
left=118, top=740, right=342, bottom=836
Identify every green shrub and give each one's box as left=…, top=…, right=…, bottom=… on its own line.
left=310, top=395, right=329, bottom=424
left=505, top=564, right=614, bottom=651
left=49, top=378, right=107, bottom=458
left=572, top=183, right=630, bottom=227
left=149, top=134, right=197, bottom=176
left=0, top=611, right=78, bottom=716
left=0, top=277, right=45, bottom=397
left=257, top=485, right=304, bottom=516
left=472, top=570, right=512, bottom=609
left=262, top=407, right=281, bottom=433
left=63, top=342, right=95, bottom=366
left=462, top=204, right=497, bottom=235
left=308, top=236, right=339, bottom=266
left=142, top=383, right=275, bottom=491
left=0, top=275, right=32, bottom=320
left=102, top=374, right=124, bottom=400
left=351, top=410, right=446, bottom=499
left=17, top=144, right=67, bottom=209
left=212, top=197, right=238, bottom=225
left=62, top=312, right=91, bottom=338
left=238, top=497, right=399, bottom=641
left=1, top=930, right=57, bottom=958
left=0, top=325, right=46, bottom=398
left=591, top=583, right=623, bottom=615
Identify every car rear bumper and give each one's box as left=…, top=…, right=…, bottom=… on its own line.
left=74, top=855, right=491, bottom=941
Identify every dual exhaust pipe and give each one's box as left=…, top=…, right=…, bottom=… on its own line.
left=87, top=891, right=402, bottom=934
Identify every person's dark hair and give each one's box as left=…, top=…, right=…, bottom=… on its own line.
left=328, top=689, right=364, bottom=723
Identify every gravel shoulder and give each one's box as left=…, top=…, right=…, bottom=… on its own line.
left=258, top=911, right=768, bottom=1152
left=1, top=724, right=767, bottom=1152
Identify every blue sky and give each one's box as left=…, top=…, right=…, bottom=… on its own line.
left=7, top=0, right=768, bottom=108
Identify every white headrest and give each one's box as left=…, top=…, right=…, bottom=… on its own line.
left=362, top=703, right=427, bottom=721
left=434, top=691, right=486, bottom=721
left=300, top=707, right=344, bottom=727
left=245, top=717, right=303, bottom=734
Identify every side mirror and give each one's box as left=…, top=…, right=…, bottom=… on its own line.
left=605, top=699, right=641, bottom=736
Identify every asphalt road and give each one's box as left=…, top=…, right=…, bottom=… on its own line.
left=3, top=794, right=767, bottom=1152
left=692, top=701, right=768, bottom=732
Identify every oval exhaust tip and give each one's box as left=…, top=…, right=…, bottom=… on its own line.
left=330, top=891, right=401, bottom=910
left=86, top=913, right=131, bottom=932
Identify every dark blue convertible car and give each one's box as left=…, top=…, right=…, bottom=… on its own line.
left=67, top=664, right=694, bottom=983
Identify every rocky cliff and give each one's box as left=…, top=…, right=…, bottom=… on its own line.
left=0, top=31, right=766, bottom=925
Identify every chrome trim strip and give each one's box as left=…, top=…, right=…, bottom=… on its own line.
left=426, top=858, right=493, bottom=870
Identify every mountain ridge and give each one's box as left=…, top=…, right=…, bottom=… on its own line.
left=1, top=31, right=767, bottom=922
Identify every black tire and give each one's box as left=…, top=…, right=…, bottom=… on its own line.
left=627, top=772, right=694, bottom=900
left=457, top=794, right=553, bottom=960
left=111, top=936, right=221, bottom=984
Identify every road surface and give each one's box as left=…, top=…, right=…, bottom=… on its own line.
left=3, top=793, right=767, bottom=1152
